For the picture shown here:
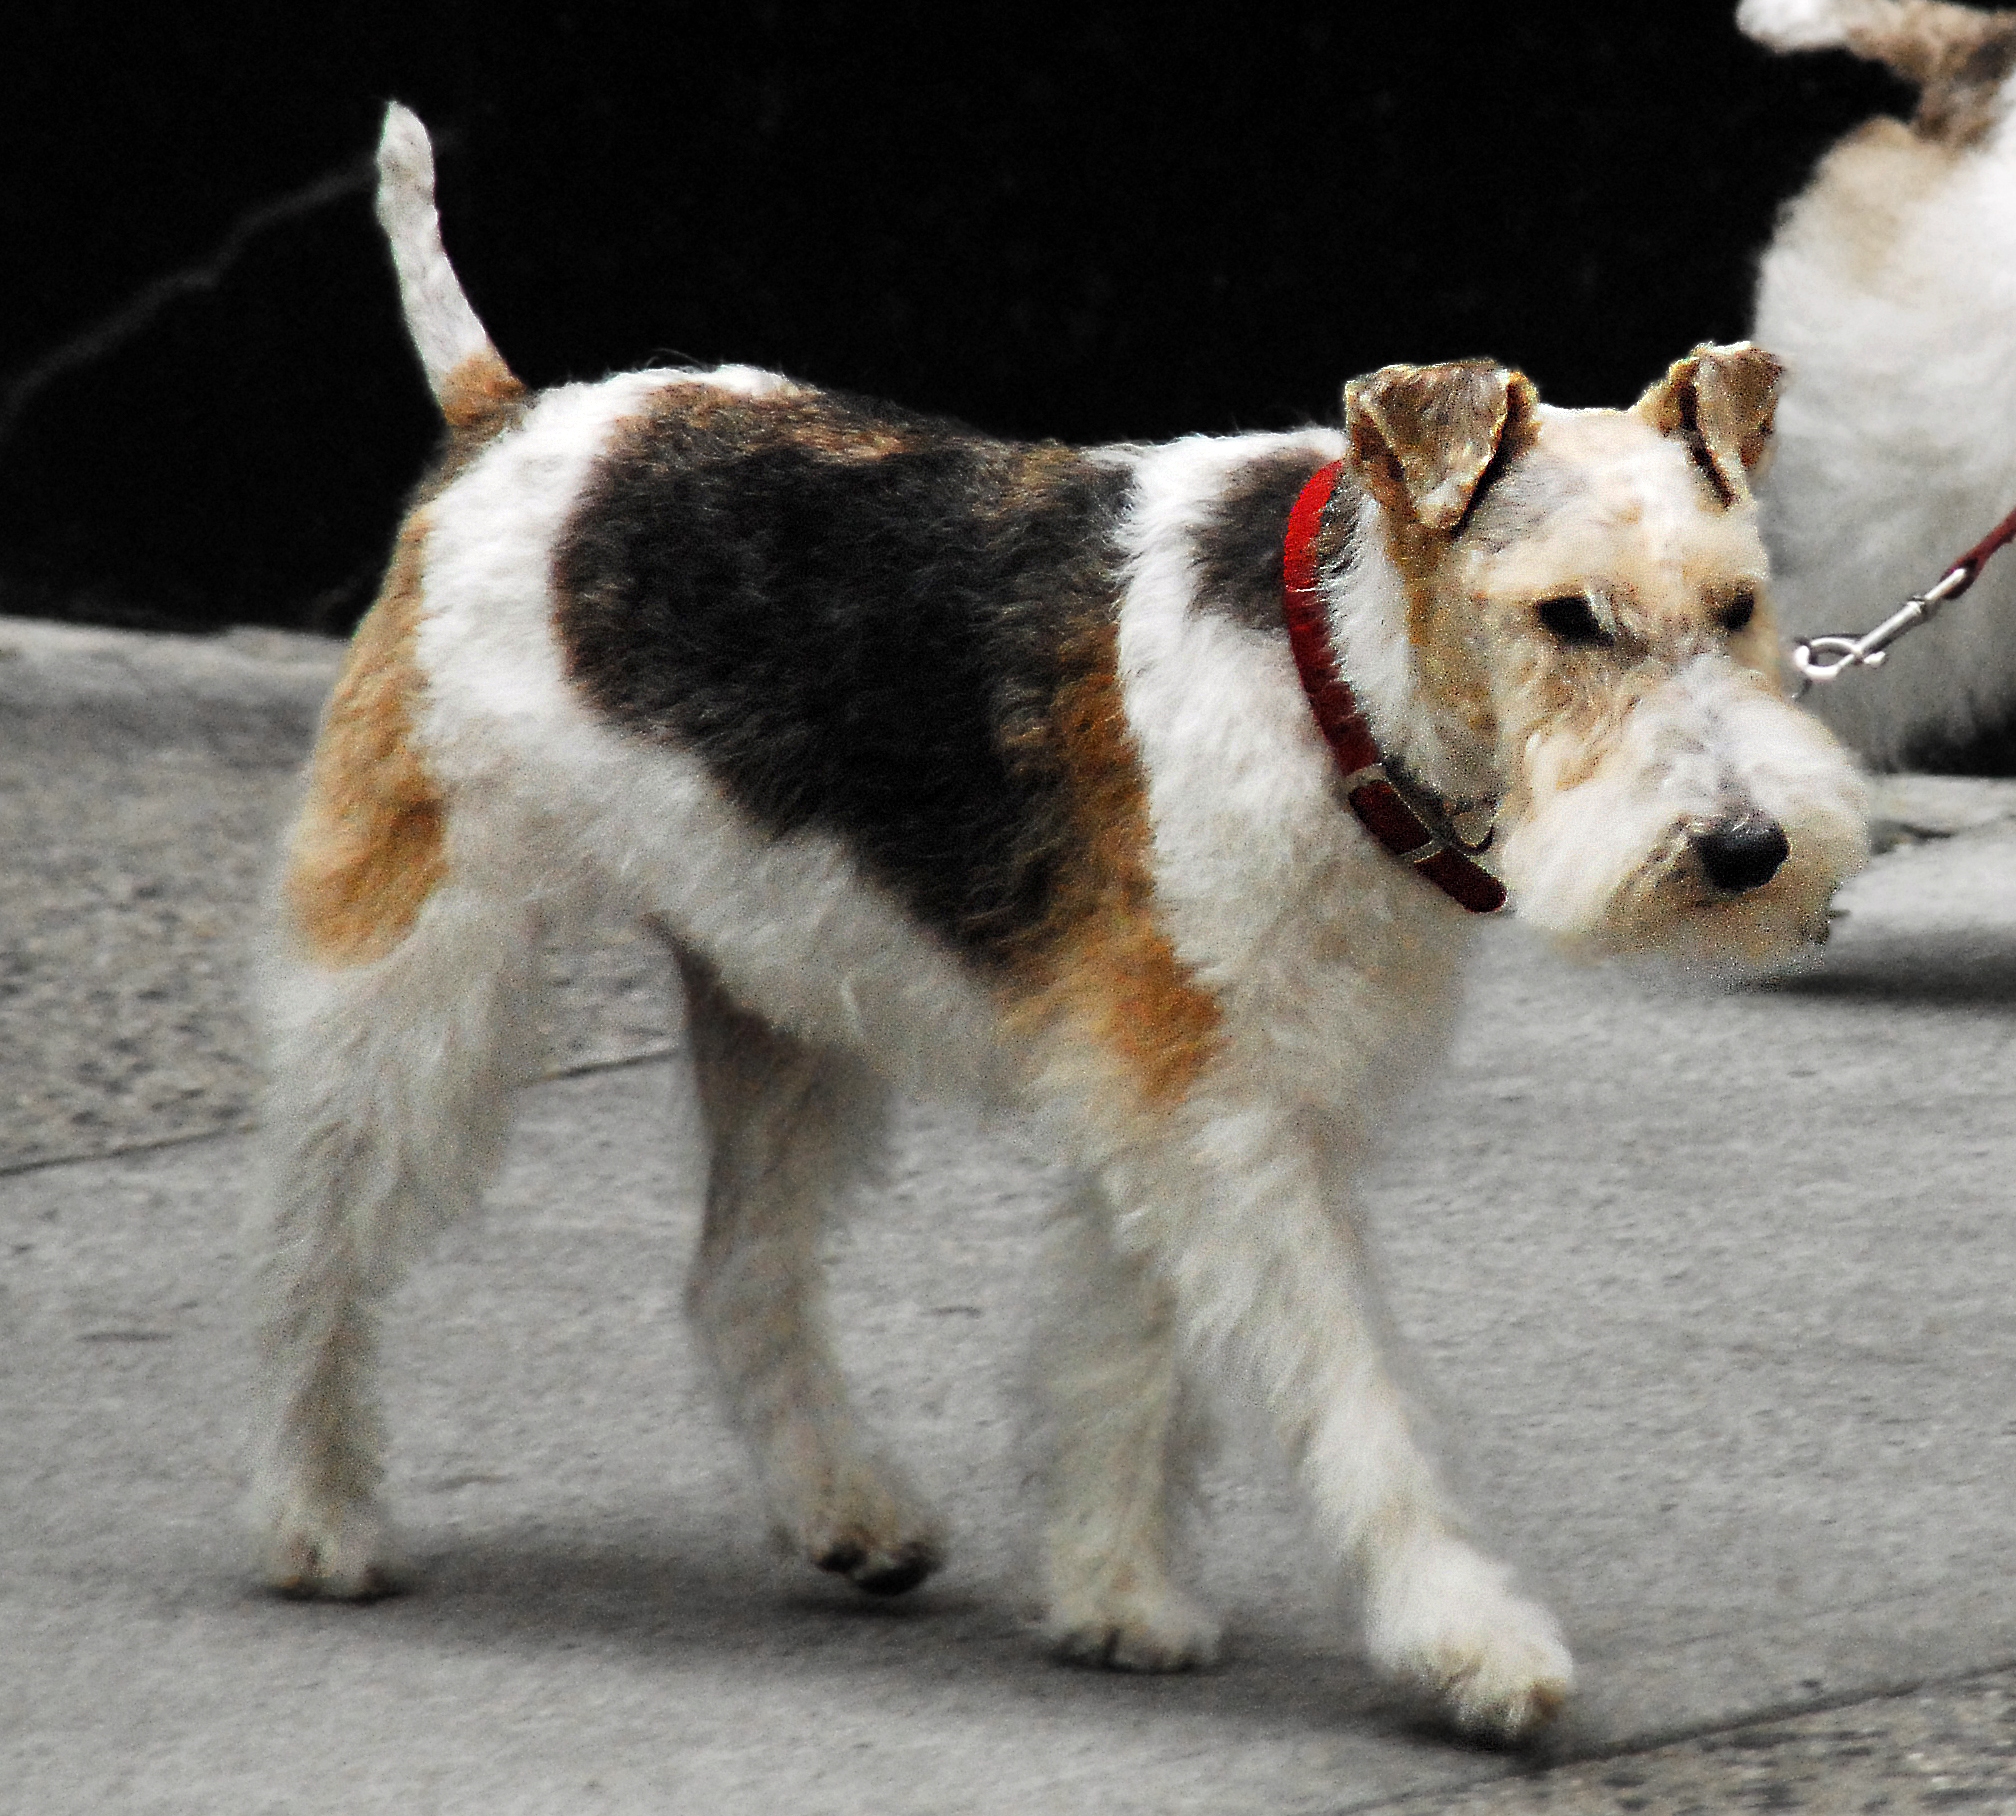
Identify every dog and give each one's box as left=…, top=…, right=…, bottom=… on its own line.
left=1745, top=0, right=2016, bottom=766
left=249, top=102, right=1868, bottom=1744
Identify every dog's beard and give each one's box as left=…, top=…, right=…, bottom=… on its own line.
left=1496, top=657, right=1869, bottom=967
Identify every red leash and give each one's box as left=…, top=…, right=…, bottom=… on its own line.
left=1792, top=496, right=2016, bottom=689
left=1280, top=461, right=1506, bottom=914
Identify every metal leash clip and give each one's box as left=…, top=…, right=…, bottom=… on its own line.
left=1791, top=565, right=1973, bottom=694
left=1790, top=495, right=2016, bottom=697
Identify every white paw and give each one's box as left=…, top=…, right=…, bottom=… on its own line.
left=1366, top=1537, right=1572, bottom=1742
left=1045, top=1571, right=1221, bottom=1672
left=259, top=1491, right=405, bottom=1601
left=784, top=1458, right=948, bottom=1598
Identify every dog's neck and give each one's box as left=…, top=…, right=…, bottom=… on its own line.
left=1283, top=466, right=1505, bottom=912
left=1323, top=486, right=1502, bottom=811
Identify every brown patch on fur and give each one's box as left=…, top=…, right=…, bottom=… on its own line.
left=1005, top=619, right=1221, bottom=1110
left=438, top=347, right=527, bottom=436
left=1400, top=553, right=1500, bottom=753
left=1841, top=0, right=2016, bottom=144
left=1340, top=363, right=1539, bottom=747
left=614, top=377, right=915, bottom=464
left=282, top=517, right=447, bottom=965
left=1633, top=344, right=1781, bottom=507
left=975, top=440, right=1091, bottom=517
left=1511, top=671, right=1645, bottom=799
left=1342, top=361, right=1538, bottom=536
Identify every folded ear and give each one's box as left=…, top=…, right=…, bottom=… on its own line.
left=1633, top=342, right=1783, bottom=506
left=1341, top=360, right=1539, bottom=535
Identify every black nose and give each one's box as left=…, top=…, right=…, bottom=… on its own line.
left=1693, top=817, right=1790, bottom=893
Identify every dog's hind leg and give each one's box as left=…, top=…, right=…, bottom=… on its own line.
left=252, top=882, right=540, bottom=1598
left=1037, top=1178, right=1220, bottom=1670
left=250, top=527, right=546, bottom=1597
left=672, top=945, right=947, bottom=1597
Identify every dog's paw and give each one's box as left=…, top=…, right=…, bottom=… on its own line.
left=1045, top=1576, right=1221, bottom=1672
left=788, top=1463, right=948, bottom=1598
left=810, top=1530, right=945, bottom=1598
left=259, top=1494, right=406, bottom=1601
left=1366, top=1537, right=1572, bottom=1743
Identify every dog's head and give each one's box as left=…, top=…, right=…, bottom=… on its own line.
left=1335, top=343, right=1867, bottom=965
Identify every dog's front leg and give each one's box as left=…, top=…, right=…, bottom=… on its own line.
left=1037, top=1177, right=1220, bottom=1670
left=1108, top=1115, right=1572, bottom=1741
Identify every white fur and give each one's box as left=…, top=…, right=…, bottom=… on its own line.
left=1747, top=2, right=2016, bottom=763
left=374, top=103, right=493, bottom=396
left=256, top=880, right=541, bottom=1595
left=1117, top=435, right=1473, bottom=1124
left=1501, top=655, right=1869, bottom=961
left=1737, top=0, right=1876, bottom=51
left=1038, top=1180, right=1219, bottom=1670
left=674, top=944, right=947, bottom=1592
left=1078, top=438, right=1574, bottom=1734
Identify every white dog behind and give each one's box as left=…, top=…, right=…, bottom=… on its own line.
left=1745, top=0, right=2016, bottom=765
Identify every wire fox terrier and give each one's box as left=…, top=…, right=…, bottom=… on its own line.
left=251, top=104, right=1868, bottom=1743
left=1746, top=0, right=2016, bottom=764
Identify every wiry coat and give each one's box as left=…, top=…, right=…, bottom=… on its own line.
left=250, top=103, right=1867, bottom=1747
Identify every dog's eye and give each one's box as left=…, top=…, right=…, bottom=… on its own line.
left=1535, top=595, right=1612, bottom=646
left=1718, top=590, right=1757, bottom=634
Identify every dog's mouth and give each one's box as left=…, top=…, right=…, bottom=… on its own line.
left=1598, top=815, right=1834, bottom=956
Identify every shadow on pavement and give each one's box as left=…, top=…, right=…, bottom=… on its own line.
left=1754, top=929, right=2016, bottom=1007
left=279, top=1515, right=1418, bottom=1742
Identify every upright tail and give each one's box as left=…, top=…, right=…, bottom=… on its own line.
left=374, top=102, right=525, bottom=433
left=1738, top=0, right=2016, bottom=140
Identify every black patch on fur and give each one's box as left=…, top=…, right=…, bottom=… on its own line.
left=554, top=387, right=1132, bottom=965
left=1188, top=448, right=1337, bottom=632
left=1956, top=24, right=2016, bottom=93
left=1917, top=19, right=2016, bottom=144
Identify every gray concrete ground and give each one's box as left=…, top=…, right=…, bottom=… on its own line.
left=9, top=617, right=2016, bottom=1813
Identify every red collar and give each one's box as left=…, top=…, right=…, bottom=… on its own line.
left=1280, top=460, right=1506, bottom=914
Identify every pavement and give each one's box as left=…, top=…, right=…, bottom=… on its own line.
left=8, top=616, right=2016, bottom=1814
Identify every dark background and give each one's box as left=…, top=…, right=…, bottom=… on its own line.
left=1, top=3, right=1904, bottom=636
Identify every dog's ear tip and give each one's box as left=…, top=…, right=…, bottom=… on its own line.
left=1697, top=340, right=1786, bottom=384
left=1634, top=344, right=1784, bottom=501
left=1340, top=360, right=1536, bottom=534
left=1639, top=342, right=1786, bottom=413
